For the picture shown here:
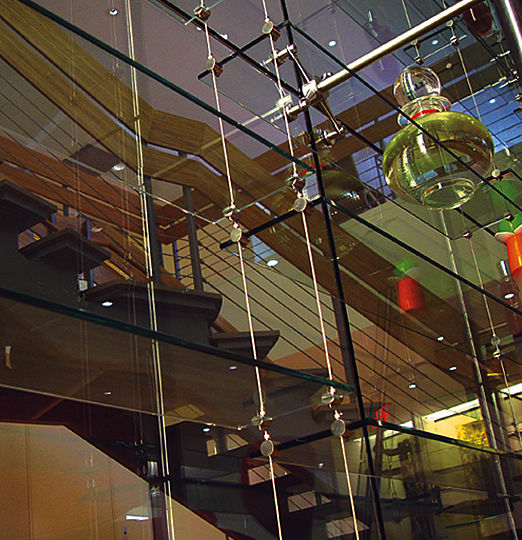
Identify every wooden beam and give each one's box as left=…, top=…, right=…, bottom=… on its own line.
left=0, top=162, right=145, bottom=234
left=0, top=133, right=146, bottom=217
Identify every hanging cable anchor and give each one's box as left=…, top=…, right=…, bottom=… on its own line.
left=331, top=417, right=346, bottom=437
left=206, top=56, right=224, bottom=77
left=251, top=414, right=273, bottom=430
left=194, top=5, right=211, bottom=21
left=262, top=19, right=281, bottom=41
left=321, top=389, right=344, bottom=405
left=222, top=204, right=237, bottom=218
left=261, top=44, right=296, bottom=67
left=286, top=175, right=306, bottom=191
left=229, top=225, right=242, bottom=244
left=260, top=439, right=275, bottom=457
left=450, top=34, right=461, bottom=46
left=293, top=196, right=308, bottom=213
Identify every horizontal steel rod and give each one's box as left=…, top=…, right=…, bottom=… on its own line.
left=318, top=0, right=481, bottom=93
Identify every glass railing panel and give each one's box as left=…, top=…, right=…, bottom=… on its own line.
left=0, top=283, right=350, bottom=419
left=369, top=422, right=522, bottom=539
left=216, top=204, right=486, bottom=440
left=0, top=420, right=156, bottom=540
left=0, top=280, right=354, bottom=538
left=192, top=0, right=522, bottom=240
left=272, top=420, right=522, bottom=539
left=330, top=195, right=522, bottom=444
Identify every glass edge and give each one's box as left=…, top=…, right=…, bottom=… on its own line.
left=0, top=282, right=354, bottom=394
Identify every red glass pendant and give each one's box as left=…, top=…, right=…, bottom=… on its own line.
left=398, top=276, right=424, bottom=312
left=507, top=233, right=522, bottom=284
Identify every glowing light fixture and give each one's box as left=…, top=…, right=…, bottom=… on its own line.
left=126, top=505, right=149, bottom=521
left=111, top=162, right=125, bottom=172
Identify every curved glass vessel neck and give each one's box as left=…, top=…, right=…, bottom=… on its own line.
left=399, top=95, right=452, bottom=126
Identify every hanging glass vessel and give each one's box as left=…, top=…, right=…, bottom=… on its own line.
left=382, top=65, right=494, bottom=210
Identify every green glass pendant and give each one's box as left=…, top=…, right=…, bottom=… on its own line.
left=382, top=65, right=494, bottom=210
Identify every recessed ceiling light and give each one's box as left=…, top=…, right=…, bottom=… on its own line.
left=431, top=39, right=439, bottom=45
left=437, top=336, right=444, bottom=342
left=111, top=162, right=125, bottom=172
left=489, top=98, right=496, bottom=104
left=408, top=383, right=417, bottom=389
left=449, top=366, right=457, bottom=371
left=229, top=365, right=238, bottom=370
left=267, top=259, right=279, bottom=267
left=202, top=426, right=210, bottom=433
left=328, top=40, right=337, bottom=47
left=104, top=391, right=112, bottom=396
left=101, top=300, right=113, bottom=307
left=108, top=8, right=118, bottom=16
left=505, top=292, right=515, bottom=299
left=318, top=462, right=324, bottom=469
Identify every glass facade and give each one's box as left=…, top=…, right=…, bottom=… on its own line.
left=0, top=0, right=521, bottom=538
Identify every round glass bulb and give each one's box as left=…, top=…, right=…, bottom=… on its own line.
left=383, top=65, right=494, bottom=209
left=393, top=65, right=441, bottom=107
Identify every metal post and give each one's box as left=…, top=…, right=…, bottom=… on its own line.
left=491, top=0, right=522, bottom=85
left=172, top=241, right=182, bottom=281
left=440, top=215, right=519, bottom=539
left=143, top=175, right=163, bottom=285
left=183, top=186, right=204, bottom=291
left=83, top=217, right=94, bottom=288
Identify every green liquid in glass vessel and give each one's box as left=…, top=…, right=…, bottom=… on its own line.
left=382, top=65, right=494, bottom=210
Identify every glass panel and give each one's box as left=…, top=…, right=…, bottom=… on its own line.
left=328, top=197, right=522, bottom=450
left=0, top=421, right=155, bottom=539
left=275, top=421, right=522, bottom=539
left=3, top=0, right=522, bottom=537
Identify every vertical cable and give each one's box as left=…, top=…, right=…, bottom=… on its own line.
left=467, top=234, right=522, bottom=447
left=448, top=15, right=522, bottom=446
left=259, top=0, right=361, bottom=533
left=124, top=2, right=176, bottom=537
left=400, top=0, right=421, bottom=59
left=200, top=4, right=282, bottom=537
